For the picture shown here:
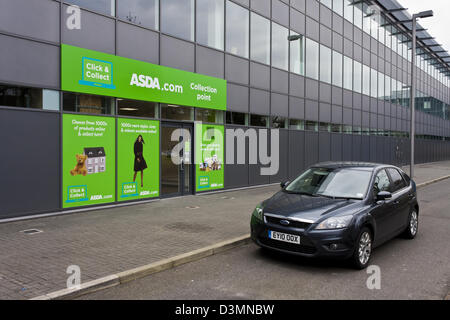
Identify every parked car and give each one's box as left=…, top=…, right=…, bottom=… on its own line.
left=250, top=162, right=419, bottom=269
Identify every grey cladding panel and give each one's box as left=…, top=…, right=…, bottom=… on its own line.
left=289, top=97, right=305, bottom=119
left=250, top=88, right=270, bottom=115
left=160, top=35, right=195, bottom=72
left=290, top=10, right=305, bottom=35
left=0, top=109, right=60, bottom=218
left=0, top=35, right=59, bottom=89
left=228, top=83, right=249, bottom=113
left=0, top=0, right=59, bottom=43
left=271, top=68, right=289, bottom=94
left=62, top=5, right=115, bottom=54
left=116, top=22, right=159, bottom=64
left=250, top=0, right=271, bottom=18
left=225, top=54, right=249, bottom=85
left=271, top=0, right=289, bottom=27
left=196, top=46, right=225, bottom=79
left=250, top=62, right=270, bottom=90
left=271, top=93, right=288, bottom=117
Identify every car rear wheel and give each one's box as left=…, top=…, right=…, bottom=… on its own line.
left=403, top=209, right=418, bottom=239
left=351, top=227, right=373, bottom=270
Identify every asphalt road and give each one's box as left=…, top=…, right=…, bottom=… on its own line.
left=79, top=179, right=450, bottom=300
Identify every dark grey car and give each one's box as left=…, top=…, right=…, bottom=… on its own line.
left=250, top=162, right=419, bottom=269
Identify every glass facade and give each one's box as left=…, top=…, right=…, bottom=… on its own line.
left=305, top=38, right=319, bottom=80
left=197, top=0, right=224, bottom=50
left=226, top=0, right=249, bottom=58
left=117, top=0, right=158, bottom=30
left=161, top=0, right=195, bottom=41
left=271, top=22, right=289, bottom=71
left=250, top=13, right=270, bottom=65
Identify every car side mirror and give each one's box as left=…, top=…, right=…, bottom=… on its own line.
left=280, top=180, right=290, bottom=188
left=376, top=191, right=392, bottom=201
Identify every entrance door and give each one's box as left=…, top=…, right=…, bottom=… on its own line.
left=161, top=122, right=193, bottom=197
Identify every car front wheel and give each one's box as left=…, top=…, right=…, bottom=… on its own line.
left=351, top=227, right=373, bottom=270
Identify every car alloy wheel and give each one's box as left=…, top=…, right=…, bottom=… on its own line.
left=358, top=231, right=372, bottom=266
left=410, top=210, right=418, bottom=236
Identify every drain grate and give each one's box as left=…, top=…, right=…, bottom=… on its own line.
left=185, top=206, right=200, bottom=209
left=20, top=229, right=43, bottom=235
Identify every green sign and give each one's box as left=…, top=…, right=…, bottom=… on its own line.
left=62, top=44, right=227, bottom=111
left=195, top=123, right=224, bottom=192
left=117, top=118, right=160, bottom=201
left=62, top=114, right=116, bottom=208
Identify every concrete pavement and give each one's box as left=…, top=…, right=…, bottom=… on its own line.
left=0, top=161, right=449, bottom=299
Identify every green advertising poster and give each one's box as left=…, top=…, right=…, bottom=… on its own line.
left=195, top=123, right=224, bottom=192
left=61, top=44, right=227, bottom=111
left=62, top=114, right=116, bottom=208
left=117, top=118, right=160, bottom=201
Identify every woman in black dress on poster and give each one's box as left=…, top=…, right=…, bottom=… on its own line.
left=133, top=135, right=147, bottom=187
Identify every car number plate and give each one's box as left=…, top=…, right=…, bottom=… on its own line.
left=268, top=230, right=300, bottom=245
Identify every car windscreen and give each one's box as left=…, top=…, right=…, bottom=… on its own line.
left=285, top=167, right=372, bottom=199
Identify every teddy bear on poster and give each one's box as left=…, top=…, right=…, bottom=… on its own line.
left=70, top=154, right=88, bottom=176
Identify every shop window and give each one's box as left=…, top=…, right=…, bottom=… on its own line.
left=117, top=0, right=158, bottom=30
left=0, top=85, right=51, bottom=110
left=195, top=109, right=224, bottom=124
left=66, top=0, right=115, bottom=16
left=289, top=119, right=305, bottom=130
left=226, top=0, right=249, bottom=58
left=63, top=92, right=114, bottom=115
left=118, top=99, right=158, bottom=118
left=271, top=116, right=287, bottom=129
left=161, top=104, right=194, bottom=121
left=251, top=13, right=270, bottom=65
left=250, top=114, right=269, bottom=127
left=226, top=111, right=248, bottom=126
left=161, top=0, right=195, bottom=41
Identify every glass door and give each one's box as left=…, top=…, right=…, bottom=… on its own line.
left=161, top=122, right=193, bottom=197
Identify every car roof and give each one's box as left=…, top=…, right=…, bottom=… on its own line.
left=310, top=161, right=389, bottom=171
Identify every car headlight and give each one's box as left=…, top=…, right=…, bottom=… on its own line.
left=315, top=215, right=353, bottom=230
left=252, top=203, right=264, bottom=220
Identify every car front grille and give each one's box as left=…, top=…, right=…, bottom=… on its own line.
left=265, top=216, right=312, bottom=229
left=259, top=237, right=317, bottom=255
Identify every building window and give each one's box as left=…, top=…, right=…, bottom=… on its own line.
left=333, top=0, right=343, bottom=16
left=118, top=99, right=158, bottom=118
left=197, top=0, right=224, bottom=50
left=343, top=56, right=353, bottom=91
left=362, top=3, right=371, bottom=34
left=353, top=60, right=362, bottom=94
left=343, top=0, right=353, bottom=23
left=226, top=1, right=249, bottom=58
left=289, top=119, right=305, bottom=130
left=117, top=0, right=158, bottom=30
left=320, top=45, right=332, bottom=84
left=161, top=0, right=194, bottom=41
left=384, top=75, right=391, bottom=102
left=63, top=93, right=114, bottom=115
left=353, top=3, right=363, bottom=29
left=250, top=13, right=270, bottom=65
left=43, top=90, right=60, bottom=111
left=320, top=0, right=332, bottom=10
left=319, top=122, right=330, bottom=132
left=332, top=51, right=343, bottom=87
left=370, top=14, right=379, bottom=40
left=226, top=111, right=248, bottom=125
left=195, top=109, right=224, bottom=124
left=290, top=32, right=304, bottom=75
left=305, top=38, right=319, bottom=80
left=67, top=0, right=115, bottom=16
left=0, top=85, right=42, bottom=110
left=370, top=68, right=378, bottom=98
left=271, top=116, right=287, bottom=129
left=362, top=64, right=370, bottom=96
left=161, top=104, right=194, bottom=121
left=343, top=125, right=352, bottom=134
left=331, top=123, right=342, bottom=133
left=271, top=22, right=289, bottom=71
left=378, top=71, right=385, bottom=100
left=305, top=121, right=318, bottom=132
left=250, top=114, right=269, bottom=127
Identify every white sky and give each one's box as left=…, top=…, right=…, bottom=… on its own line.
left=399, top=0, right=450, bottom=52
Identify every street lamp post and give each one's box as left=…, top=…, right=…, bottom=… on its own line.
left=410, top=10, right=433, bottom=179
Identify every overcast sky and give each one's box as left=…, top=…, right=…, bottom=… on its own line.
left=400, top=0, right=450, bottom=52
